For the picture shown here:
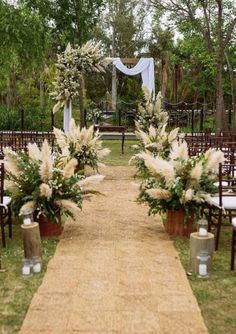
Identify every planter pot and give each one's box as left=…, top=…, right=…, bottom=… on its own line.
left=166, top=209, right=194, bottom=237
left=36, top=213, right=63, bottom=237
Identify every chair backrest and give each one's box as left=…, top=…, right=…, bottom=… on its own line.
left=218, top=163, right=236, bottom=206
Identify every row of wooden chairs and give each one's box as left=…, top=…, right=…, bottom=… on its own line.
left=0, top=131, right=55, bottom=154
left=206, top=162, right=236, bottom=270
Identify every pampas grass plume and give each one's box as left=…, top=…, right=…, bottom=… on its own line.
left=63, top=158, right=77, bottom=178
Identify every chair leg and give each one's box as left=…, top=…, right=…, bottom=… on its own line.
left=231, top=229, right=236, bottom=271
left=8, top=206, right=12, bottom=239
left=215, top=210, right=222, bottom=251
left=207, top=207, right=212, bottom=232
left=0, top=210, right=6, bottom=248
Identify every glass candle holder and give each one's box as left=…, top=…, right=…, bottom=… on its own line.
left=22, top=258, right=32, bottom=277
left=198, top=219, right=208, bottom=237
left=197, top=251, right=210, bottom=278
left=32, top=256, right=42, bottom=273
left=21, top=210, right=34, bottom=225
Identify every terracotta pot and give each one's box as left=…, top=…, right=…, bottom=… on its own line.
left=166, top=209, right=194, bottom=237
left=36, top=213, right=63, bottom=237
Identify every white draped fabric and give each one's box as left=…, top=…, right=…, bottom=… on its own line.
left=63, top=100, right=72, bottom=134
left=113, top=58, right=155, bottom=99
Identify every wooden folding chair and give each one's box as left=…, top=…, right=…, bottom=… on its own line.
left=231, top=219, right=236, bottom=270
left=208, top=162, right=236, bottom=250
left=0, top=162, right=12, bottom=247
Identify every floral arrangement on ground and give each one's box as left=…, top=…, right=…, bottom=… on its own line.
left=4, top=140, right=104, bottom=223
left=53, top=118, right=110, bottom=171
left=132, top=87, right=224, bottom=218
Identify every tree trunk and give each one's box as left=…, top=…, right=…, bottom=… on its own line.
left=225, top=51, right=236, bottom=130
left=215, top=1, right=227, bottom=133
left=21, top=223, right=42, bottom=259
left=40, top=79, right=44, bottom=110
left=161, top=57, right=168, bottom=101
left=215, top=55, right=227, bottom=132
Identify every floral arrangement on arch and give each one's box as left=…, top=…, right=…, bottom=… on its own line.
left=53, top=118, right=110, bottom=171
left=3, top=140, right=104, bottom=223
left=137, top=142, right=225, bottom=216
left=50, top=41, right=110, bottom=113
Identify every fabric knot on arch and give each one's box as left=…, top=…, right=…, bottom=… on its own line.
left=113, top=58, right=155, bottom=100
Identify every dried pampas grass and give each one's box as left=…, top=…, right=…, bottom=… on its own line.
left=20, top=201, right=36, bottom=215
left=40, top=183, right=52, bottom=199
left=63, top=158, right=77, bottom=178
left=56, top=199, right=81, bottom=220
left=78, top=174, right=105, bottom=187
left=40, top=158, right=53, bottom=182
left=146, top=188, right=171, bottom=200
left=28, top=143, right=41, bottom=161
left=204, top=149, right=225, bottom=173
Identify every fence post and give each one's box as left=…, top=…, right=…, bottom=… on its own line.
left=228, top=109, right=232, bottom=128
left=20, top=108, right=25, bottom=130
left=191, top=108, right=194, bottom=133
left=51, top=110, right=54, bottom=130
left=200, top=108, right=204, bottom=131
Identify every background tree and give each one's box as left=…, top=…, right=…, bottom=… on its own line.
left=151, top=0, right=236, bottom=131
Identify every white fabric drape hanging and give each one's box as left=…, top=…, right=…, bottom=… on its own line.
left=63, top=99, right=72, bottom=134
left=113, top=58, right=155, bottom=99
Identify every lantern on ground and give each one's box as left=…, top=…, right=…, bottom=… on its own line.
left=32, top=256, right=42, bottom=273
left=22, top=258, right=32, bottom=277
left=197, top=251, right=210, bottom=278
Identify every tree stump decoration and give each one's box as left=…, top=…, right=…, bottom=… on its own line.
left=189, top=232, right=215, bottom=274
left=21, top=222, right=42, bottom=259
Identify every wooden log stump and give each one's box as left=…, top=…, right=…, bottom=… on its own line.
left=21, top=222, right=42, bottom=259
left=189, top=232, right=214, bottom=274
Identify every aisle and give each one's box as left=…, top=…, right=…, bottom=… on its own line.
left=19, top=166, right=208, bottom=334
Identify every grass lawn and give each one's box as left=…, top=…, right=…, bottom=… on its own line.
left=101, top=139, right=137, bottom=166
left=173, top=230, right=236, bottom=334
left=0, top=225, right=58, bottom=334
